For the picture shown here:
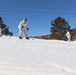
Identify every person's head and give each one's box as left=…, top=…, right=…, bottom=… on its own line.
left=66, top=30, right=69, bottom=32
left=23, top=18, right=27, bottom=22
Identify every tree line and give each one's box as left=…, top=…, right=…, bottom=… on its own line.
left=34, top=16, right=75, bottom=41
left=0, top=16, right=75, bottom=41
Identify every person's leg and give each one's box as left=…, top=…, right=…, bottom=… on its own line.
left=23, top=30, right=26, bottom=38
left=19, top=29, right=23, bottom=39
left=23, top=30, right=29, bottom=39
left=0, top=31, right=2, bottom=37
left=68, top=37, right=70, bottom=42
left=0, top=28, right=2, bottom=37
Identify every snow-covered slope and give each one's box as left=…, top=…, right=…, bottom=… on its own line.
left=0, top=36, right=76, bottom=75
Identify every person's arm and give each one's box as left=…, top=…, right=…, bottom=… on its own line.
left=65, top=32, right=68, bottom=36
left=18, top=21, right=24, bottom=29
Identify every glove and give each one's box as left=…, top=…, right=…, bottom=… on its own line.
left=22, top=26, right=24, bottom=28
left=27, top=28, right=29, bottom=30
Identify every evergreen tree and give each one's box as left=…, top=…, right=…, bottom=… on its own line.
left=50, top=16, right=71, bottom=40
left=0, top=17, right=13, bottom=36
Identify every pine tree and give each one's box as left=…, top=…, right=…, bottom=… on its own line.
left=50, top=17, right=70, bottom=40
left=0, top=17, right=13, bottom=36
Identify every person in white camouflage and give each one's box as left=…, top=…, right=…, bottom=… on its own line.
left=18, top=18, right=29, bottom=39
left=65, top=30, right=71, bottom=42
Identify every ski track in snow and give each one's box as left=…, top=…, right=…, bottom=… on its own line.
left=0, top=36, right=76, bottom=75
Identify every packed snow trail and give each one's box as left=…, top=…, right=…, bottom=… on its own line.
left=0, top=36, right=76, bottom=75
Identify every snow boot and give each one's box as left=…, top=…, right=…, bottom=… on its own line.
left=19, top=36, right=23, bottom=39
left=26, top=37, right=29, bottom=40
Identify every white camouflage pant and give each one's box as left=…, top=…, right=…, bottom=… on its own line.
left=19, top=28, right=26, bottom=37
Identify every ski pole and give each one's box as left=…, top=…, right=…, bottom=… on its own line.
left=14, top=30, right=19, bottom=36
left=27, top=28, right=29, bottom=37
left=9, top=30, right=19, bottom=39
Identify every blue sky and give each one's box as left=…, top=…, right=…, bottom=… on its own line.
left=0, top=0, right=76, bottom=36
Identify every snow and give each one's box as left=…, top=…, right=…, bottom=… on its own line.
left=0, top=36, right=76, bottom=75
